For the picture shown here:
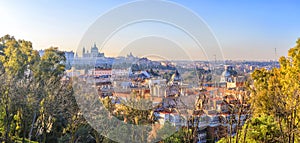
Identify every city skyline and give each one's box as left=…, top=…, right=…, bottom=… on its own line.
left=1, top=0, right=300, bottom=60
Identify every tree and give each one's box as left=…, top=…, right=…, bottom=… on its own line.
left=0, top=35, right=39, bottom=142
left=218, top=39, right=300, bottom=143
left=218, top=115, right=281, bottom=143
left=110, top=96, right=154, bottom=142
left=0, top=35, right=115, bottom=143
left=218, top=89, right=251, bottom=143
left=32, top=47, right=67, bottom=142
left=157, top=123, right=192, bottom=143
left=248, top=38, right=300, bottom=143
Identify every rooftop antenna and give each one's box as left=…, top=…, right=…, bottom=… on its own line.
left=212, top=54, right=217, bottom=71
left=213, top=54, right=217, bottom=88
left=213, top=54, right=217, bottom=64
left=274, top=48, right=277, bottom=68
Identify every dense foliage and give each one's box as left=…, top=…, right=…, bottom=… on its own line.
left=0, top=35, right=112, bottom=143
left=218, top=38, right=300, bottom=143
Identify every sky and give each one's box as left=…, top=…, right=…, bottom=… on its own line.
left=0, top=0, right=300, bottom=60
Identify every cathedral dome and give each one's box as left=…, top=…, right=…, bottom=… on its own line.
left=221, top=70, right=231, bottom=77
left=91, top=43, right=98, bottom=52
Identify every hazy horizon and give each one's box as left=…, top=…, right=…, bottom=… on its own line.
left=1, top=0, right=299, bottom=60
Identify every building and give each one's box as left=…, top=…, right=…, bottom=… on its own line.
left=149, top=79, right=167, bottom=97
left=65, top=51, right=74, bottom=69
left=82, top=43, right=105, bottom=58
left=88, top=68, right=112, bottom=77
left=220, top=65, right=234, bottom=83
left=226, top=76, right=246, bottom=89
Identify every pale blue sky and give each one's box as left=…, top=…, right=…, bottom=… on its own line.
left=0, top=0, right=299, bottom=60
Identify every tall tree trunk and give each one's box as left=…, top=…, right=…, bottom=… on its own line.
left=291, top=109, right=296, bottom=143
left=242, top=121, right=249, bottom=143
left=5, top=102, right=11, bottom=142
left=28, top=111, right=37, bottom=140
left=93, top=130, right=101, bottom=143
left=236, top=108, right=242, bottom=143
left=288, top=113, right=292, bottom=143
left=229, top=114, right=233, bottom=143
left=278, top=117, right=285, bottom=142
left=22, top=109, right=26, bottom=143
